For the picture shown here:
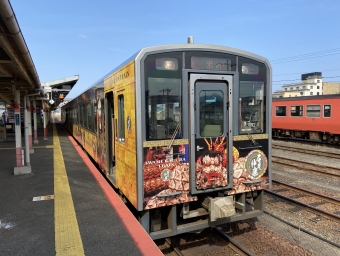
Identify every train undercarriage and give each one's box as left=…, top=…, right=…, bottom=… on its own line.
left=272, top=129, right=340, bottom=144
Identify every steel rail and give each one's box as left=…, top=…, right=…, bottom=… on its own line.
left=272, top=156, right=340, bottom=178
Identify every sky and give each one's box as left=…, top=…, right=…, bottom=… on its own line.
left=9, top=0, right=340, bottom=98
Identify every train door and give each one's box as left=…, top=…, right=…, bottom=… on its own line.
left=189, top=74, right=234, bottom=194
left=105, top=91, right=116, bottom=184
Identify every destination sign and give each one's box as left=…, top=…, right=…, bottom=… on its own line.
left=191, top=57, right=231, bottom=71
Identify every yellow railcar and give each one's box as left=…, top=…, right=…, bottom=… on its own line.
left=62, top=38, right=272, bottom=239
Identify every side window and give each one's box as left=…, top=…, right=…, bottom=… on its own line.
left=118, top=94, right=125, bottom=142
left=276, top=106, right=286, bottom=116
left=290, top=106, right=303, bottom=116
left=79, top=105, right=82, bottom=125
left=83, top=104, right=87, bottom=127
left=306, top=105, right=320, bottom=117
left=87, top=103, right=92, bottom=130
left=324, top=105, right=331, bottom=117
left=94, top=101, right=97, bottom=133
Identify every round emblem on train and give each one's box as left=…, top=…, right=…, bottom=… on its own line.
left=160, top=169, right=171, bottom=181
left=244, top=150, right=268, bottom=179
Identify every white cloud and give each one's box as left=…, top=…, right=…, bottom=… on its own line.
left=79, top=34, right=87, bottom=38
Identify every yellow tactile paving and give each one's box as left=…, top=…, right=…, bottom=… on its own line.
left=53, top=124, right=85, bottom=255
left=0, top=146, right=54, bottom=150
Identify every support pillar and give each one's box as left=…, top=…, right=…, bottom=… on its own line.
left=43, top=101, right=47, bottom=140
left=47, top=108, right=50, bottom=132
left=27, top=99, right=34, bottom=153
left=14, top=89, right=31, bottom=175
left=33, top=99, right=38, bottom=144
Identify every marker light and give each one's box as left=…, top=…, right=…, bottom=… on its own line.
left=156, top=58, right=178, bottom=70
left=242, top=63, right=259, bottom=75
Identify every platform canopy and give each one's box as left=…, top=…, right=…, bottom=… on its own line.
left=0, top=0, right=41, bottom=106
left=42, top=75, right=79, bottom=109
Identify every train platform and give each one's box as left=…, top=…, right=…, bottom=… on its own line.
left=0, top=121, right=162, bottom=255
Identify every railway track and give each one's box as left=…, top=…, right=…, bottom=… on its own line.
left=266, top=180, right=340, bottom=222
left=273, top=137, right=340, bottom=149
left=273, top=144, right=340, bottom=159
left=272, top=155, right=340, bottom=178
left=160, top=229, right=255, bottom=256
left=264, top=180, right=340, bottom=249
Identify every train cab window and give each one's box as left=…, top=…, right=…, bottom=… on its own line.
left=238, top=58, right=267, bottom=135
left=118, top=94, right=125, bottom=143
left=144, top=53, right=182, bottom=141
left=324, top=105, right=331, bottom=117
left=239, top=81, right=265, bottom=134
left=276, top=106, right=286, bottom=116
left=290, top=106, right=303, bottom=116
left=199, top=90, right=224, bottom=137
left=87, top=103, right=92, bottom=130
left=306, top=105, right=320, bottom=118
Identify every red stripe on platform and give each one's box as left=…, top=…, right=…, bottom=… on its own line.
left=65, top=130, right=162, bottom=256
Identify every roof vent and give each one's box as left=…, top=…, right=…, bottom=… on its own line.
left=187, top=36, right=194, bottom=44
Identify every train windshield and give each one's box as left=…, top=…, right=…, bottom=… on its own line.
left=238, top=57, right=267, bottom=135
left=239, top=81, right=265, bottom=134
left=144, top=52, right=183, bottom=141
left=147, top=77, right=181, bottom=140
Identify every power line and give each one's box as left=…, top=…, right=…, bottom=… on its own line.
left=270, top=48, right=340, bottom=63
left=271, top=48, right=340, bottom=62
left=273, top=68, right=340, bottom=77
left=271, top=52, right=340, bottom=64
left=273, top=75, right=340, bottom=83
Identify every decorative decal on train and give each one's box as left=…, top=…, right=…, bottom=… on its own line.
left=95, top=91, right=106, bottom=171
left=195, top=137, right=229, bottom=189
left=228, top=148, right=269, bottom=195
left=127, top=116, right=131, bottom=132
left=244, top=150, right=268, bottom=179
left=195, top=136, right=269, bottom=195
left=143, top=144, right=197, bottom=209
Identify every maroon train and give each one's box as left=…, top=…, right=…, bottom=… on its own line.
left=272, top=94, right=340, bottom=143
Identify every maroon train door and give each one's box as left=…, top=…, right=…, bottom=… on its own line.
left=189, top=73, right=234, bottom=194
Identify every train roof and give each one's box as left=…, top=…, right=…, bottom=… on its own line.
left=272, top=94, right=340, bottom=102
left=67, top=43, right=271, bottom=102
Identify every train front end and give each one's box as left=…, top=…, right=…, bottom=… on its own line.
left=109, top=43, right=272, bottom=239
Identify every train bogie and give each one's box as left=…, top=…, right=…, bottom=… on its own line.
left=62, top=40, right=272, bottom=239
